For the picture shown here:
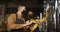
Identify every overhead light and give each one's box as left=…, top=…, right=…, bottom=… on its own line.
left=44, top=1, right=46, bottom=3
left=59, top=1, right=60, bottom=3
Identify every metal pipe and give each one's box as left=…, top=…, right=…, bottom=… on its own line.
left=54, top=0, right=58, bottom=32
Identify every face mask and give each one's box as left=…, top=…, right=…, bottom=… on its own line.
left=22, top=10, right=27, bottom=18
left=28, top=14, right=34, bottom=19
left=22, top=10, right=26, bottom=14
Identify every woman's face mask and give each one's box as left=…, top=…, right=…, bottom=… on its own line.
left=28, top=14, right=34, bottom=19
left=28, top=11, right=34, bottom=19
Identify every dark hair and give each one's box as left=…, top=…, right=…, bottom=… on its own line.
left=17, top=5, right=25, bottom=10
left=28, top=11, right=33, bottom=14
left=28, top=10, right=32, bottom=11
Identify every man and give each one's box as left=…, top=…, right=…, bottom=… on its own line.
left=7, top=6, right=33, bottom=32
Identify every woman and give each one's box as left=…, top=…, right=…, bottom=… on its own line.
left=26, top=7, right=51, bottom=32
left=26, top=11, right=40, bottom=32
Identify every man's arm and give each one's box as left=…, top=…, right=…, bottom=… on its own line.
left=7, top=14, right=32, bottom=29
left=7, top=14, right=23, bottom=29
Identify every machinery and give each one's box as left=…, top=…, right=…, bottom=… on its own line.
left=40, top=0, right=59, bottom=32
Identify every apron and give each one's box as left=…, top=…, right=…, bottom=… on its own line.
left=11, top=14, right=24, bottom=32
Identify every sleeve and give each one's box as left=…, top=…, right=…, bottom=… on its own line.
left=42, top=12, right=49, bottom=22
left=7, top=14, right=23, bottom=29
left=42, top=7, right=52, bottom=22
left=34, top=12, right=49, bottom=26
left=7, top=14, right=15, bottom=29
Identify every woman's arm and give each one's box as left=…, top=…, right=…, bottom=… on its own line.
left=36, top=7, right=52, bottom=25
left=42, top=7, right=53, bottom=22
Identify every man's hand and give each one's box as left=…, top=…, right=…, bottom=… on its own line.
left=23, top=22, right=34, bottom=27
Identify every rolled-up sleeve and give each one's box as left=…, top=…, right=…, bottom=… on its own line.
left=7, top=14, right=24, bottom=29
left=7, top=14, right=16, bottom=29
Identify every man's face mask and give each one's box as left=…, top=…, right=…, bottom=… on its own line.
left=22, top=10, right=26, bottom=14
left=21, top=10, right=27, bottom=18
